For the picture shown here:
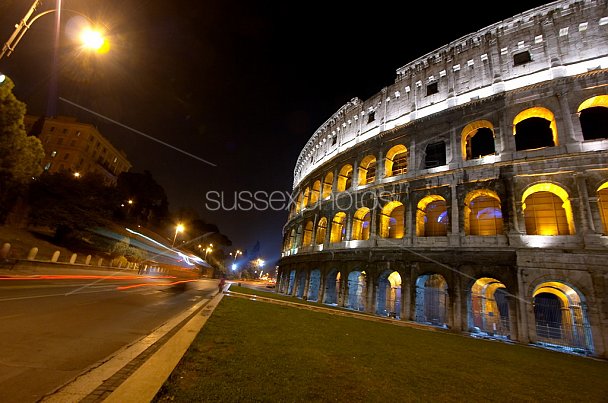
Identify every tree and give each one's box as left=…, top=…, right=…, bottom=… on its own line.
left=116, top=170, right=169, bottom=227
left=28, top=171, right=121, bottom=242
left=0, top=76, right=44, bottom=222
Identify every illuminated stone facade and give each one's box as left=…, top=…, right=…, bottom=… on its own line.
left=24, top=115, right=132, bottom=185
left=278, top=0, right=608, bottom=358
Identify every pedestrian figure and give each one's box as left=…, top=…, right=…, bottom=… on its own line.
left=218, top=277, right=226, bottom=293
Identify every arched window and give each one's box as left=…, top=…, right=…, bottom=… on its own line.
left=352, top=207, right=371, bottom=240
left=597, top=183, right=608, bottom=234
left=469, top=277, right=510, bottom=338
left=461, top=120, right=496, bottom=160
left=358, top=155, right=377, bottom=185
left=302, top=187, right=310, bottom=209
left=424, top=141, right=446, bottom=169
left=522, top=183, right=574, bottom=235
left=416, top=195, right=448, bottom=236
left=295, top=192, right=303, bottom=213
left=302, top=221, right=314, bottom=247
left=464, top=190, right=504, bottom=235
left=316, top=217, right=327, bottom=245
left=513, top=107, right=558, bottom=151
left=330, top=212, right=347, bottom=243
left=578, top=95, right=608, bottom=141
left=533, top=281, right=594, bottom=353
left=336, top=164, right=353, bottom=192
left=379, top=201, right=404, bottom=238
left=322, top=172, right=333, bottom=199
left=385, top=145, right=408, bottom=177
left=310, top=180, right=321, bottom=205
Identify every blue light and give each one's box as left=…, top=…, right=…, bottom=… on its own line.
left=232, top=263, right=237, bottom=271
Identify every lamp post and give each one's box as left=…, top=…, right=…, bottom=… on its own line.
left=172, top=223, right=184, bottom=247
left=204, top=246, right=213, bottom=260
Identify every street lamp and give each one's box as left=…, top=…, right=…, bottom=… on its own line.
left=204, top=246, right=213, bottom=260
left=1, top=1, right=108, bottom=61
left=172, top=223, right=184, bottom=247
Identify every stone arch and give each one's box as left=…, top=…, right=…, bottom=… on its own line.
left=376, top=270, right=402, bottom=318
left=522, top=183, right=575, bottom=235
left=358, top=155, right=377, bottom=185
left=337, top=164, right=353, bottom=192
left=316, top=217, right=328, bottom=244
left=577, top=95, right=608, bottom=141
left=379, top=201, right=405, bottom=238
left=302, top=220, right=314, bottom=247
left=597, top=182, right=608, bottom=234
left=346, top=270, right=367, bottom=311
left=295, top=192, right=303, bottom=213
left=322, top=172, right=334, bottom=198
left=302, top=187, right=310, bottom=209
left=416, top=195, right=448, bottom=237
left=323, top=268, right=340, bottom=305
left=287, top=269, right=296, bottom=295
left=461, top=120, right=496, bottom=160
left=468, top=277, right=510, bottom=338
left=352, top=207, right=371, bottom=240
left=464, top=189, right=504, bottom=235
left=310, top=180, right=321, bottom=205
left=415, top=273, right=448, bottom=327
left=330, top=212, right=347, bottom=243
left=532, top=281, right=594, bottom=353
left=513, top=107, right=558, bottom=150
left=307, top=269, right=321, bottom=302
left=295, top=270, right=307, bottom=298
left=295, top=224, right=303, bottom=248
left=385, top=144, right=408, bottom=177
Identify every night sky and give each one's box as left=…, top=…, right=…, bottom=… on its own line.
left=0, top=0, right=550, bottom=264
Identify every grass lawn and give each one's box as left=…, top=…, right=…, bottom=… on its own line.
left=154, top=296, right=608, bottom=402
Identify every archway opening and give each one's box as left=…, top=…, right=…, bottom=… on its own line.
left=296, top=271, right=307, bottom=298
left=533, top=282, right=594, bottom=353
left=468, top=277, right=510, bottom=338
left=465, top=190, right=504, bottom=235
left=303, top=221, right=314, bottom=247
left=380, top=201, right=404, bottom=238
left=415, top=273, right=448, bottom=327
left=578, top=95, right=608, bottom=141
left=346, top=270, right=367, bottom=311
left=597, top=183, right=608, bottom=234
left=352, top=207, right=371, bottom=240
left=322, top=172, right=333, bottom=199
left=385, top=144, right=408, bottom=177
left=316, top=217, right=327, bottom=244
left=323, top=269, right=339, bottom=305
left=358, top=155, right=377, bottom=185
left=376, top=271, right=402, bottom=318
left=417, top=196, right=448, bottom=237
left=287, top=269, right=296, bottom=295
left=461, top=120, right=495, bottom=160
left=307, top=269, right=321, bottom=302
left=330, top=212, right=347, bottom=243
left=310, top=180, right=321, bottom=205
left=523, top=188, right=573, bottom=236
left=337, top=164, right=353, bottom=192
left=513, top=107, right=557, bottom=151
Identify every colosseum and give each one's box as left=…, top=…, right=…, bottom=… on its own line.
left=277, top=0, right=608, bottom=358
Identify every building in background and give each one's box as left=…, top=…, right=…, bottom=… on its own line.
left=24, top=115, right=131, bottom=185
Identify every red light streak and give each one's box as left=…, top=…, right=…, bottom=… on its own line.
left=116, top=279, right=198, bottom=290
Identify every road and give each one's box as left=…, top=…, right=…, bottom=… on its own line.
left=0, top=270, right=217, bottom=403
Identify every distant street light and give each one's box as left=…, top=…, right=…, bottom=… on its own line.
left=204, top=246, right=213, bottom=260
left=172, top=223, right=184, bottom=247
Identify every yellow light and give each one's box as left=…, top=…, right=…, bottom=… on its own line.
left=73, top=172, right=81, bottom=178
left=128, top=199, right=133, bottom=204
left=80, top=29, right=106, bottom=51
left=176, top=224, right=184, bottom=233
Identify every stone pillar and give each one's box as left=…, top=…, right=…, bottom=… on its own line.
left=318, top=269, right=326, bottom=303
left=366, top=272, right=375, bottom=314
left=98, top=258, right=104, bottom=267
left=339, top=274, right=347, bottom=307
left=345, top=211, right=353, bottom=242
left=449, top=183, right=461, bottom=246
left=508, top=295, right=520, bottom=342
left=303, top=270, right=311, bottom=300
left=575, top=173, right=596, bottom=234
left=51, top=251, right=60, bottom=263
left=352, top=158, right=359, bottom=188
left=590, top=272, right=607, bottom=358
left=85, top=255, right=92, bottom=265
left=516, top=268, right=532, bottom=343
left=69, top=253, right=77, bottom=264
left=452, top=274, right=463, bottom=332
left=27, top=247, right=38, bottom=260
left=376, top=150, right=385, bottom=181
left=556, top=91, right=578, bottom=144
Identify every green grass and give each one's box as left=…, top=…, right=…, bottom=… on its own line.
left=154, top=297, right=608, bottom=402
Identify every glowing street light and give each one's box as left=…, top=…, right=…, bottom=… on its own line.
left=204, top=246, right=213, bottom=260
left=172, top=223, right=184, bottom=247
left=79, top=28, right=105, bottom=51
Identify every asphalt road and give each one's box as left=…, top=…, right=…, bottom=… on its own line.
left=0, top=271, right=217, bottom=403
